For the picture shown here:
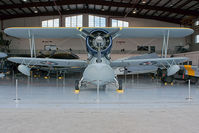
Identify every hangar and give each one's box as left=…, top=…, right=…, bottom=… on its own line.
left=0, top=0, right=199, bottom=133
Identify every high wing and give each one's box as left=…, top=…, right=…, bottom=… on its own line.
left=110, top=57, right=188, bottom=67
left=8, top=57, right=88, bottom=67
left=4, top=27, right=193, bottom=39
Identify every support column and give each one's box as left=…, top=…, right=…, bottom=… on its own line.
left=161, top=30, right=170, bottom=58
left=60, top=14, right=63, bottom=27
left=161, top=35, right=166, bottom=58
left=32, top=35, right=36, bottom=58
left=164, top=30, right=170, bottom=58
left=107, top=17, right=111, bottom=27
left=28, top=30, right=33, bottom=58
left=28, top=30, right=36, bottom=58
left=83, top=14, right=88, bottom=27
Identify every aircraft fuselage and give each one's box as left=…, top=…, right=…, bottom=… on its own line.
left=82, top=57, right=115, bottom=86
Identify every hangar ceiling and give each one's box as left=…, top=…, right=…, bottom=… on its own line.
left=0, top=0, right=199, bottom=25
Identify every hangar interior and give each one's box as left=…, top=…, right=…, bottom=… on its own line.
left=0, top=0, right=199, bottom=133
left=0, top=0, right=199, bottom=105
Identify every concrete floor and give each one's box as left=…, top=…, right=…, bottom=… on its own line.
left=0, top=75, right=199, bottom=133
left=0, top=75, right=199, bottom=108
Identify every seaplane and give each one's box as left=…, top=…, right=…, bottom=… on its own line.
left=4, top=27, right=194, bottom=93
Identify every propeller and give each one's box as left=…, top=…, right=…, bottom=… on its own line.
left=78, top=28, right=121, bottom=39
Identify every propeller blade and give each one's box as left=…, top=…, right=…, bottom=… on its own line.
left=104, top=28, right=121, bottom=38
left=77, top=28, right=95, bottom=38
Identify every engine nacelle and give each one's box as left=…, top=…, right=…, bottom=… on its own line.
left=86, top=29, right=112, bottom=57
left=167, top=65, right=180, bottom=76
left=18, top=65, right=31, bottom=76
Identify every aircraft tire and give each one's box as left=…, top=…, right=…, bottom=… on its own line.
left=75, top=80, right=80, bottom=90
left=119, top=80, right=123, bottom=90
left=162, top=76, right=174, bottom=83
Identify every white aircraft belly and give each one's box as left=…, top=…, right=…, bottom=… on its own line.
left=83, top=63, right=115, bottom=85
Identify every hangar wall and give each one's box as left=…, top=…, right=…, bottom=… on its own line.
left=0, top=14, right=191, bottom=55
left=174, top=51, right=199, bottom=66
left=190, top=27, right=199, bottom=51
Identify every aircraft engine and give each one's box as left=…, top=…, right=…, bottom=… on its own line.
left=86, top=29, right=112, bottom=56
left=167, top=65, right=180, bottom=76
left=18, top=65, right=31, bottom=76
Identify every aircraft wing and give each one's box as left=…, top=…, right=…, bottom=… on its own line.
left=8, top=57, right=88, bottom=67
left=110, top=57, right=188, bottom=67
left=4, top=27, right=193, bottom=39
left=0, top=52, right=8, bottom=58
left=4, top=27, right=82, bottom=38
left=84, top=27, right=194, bottom=38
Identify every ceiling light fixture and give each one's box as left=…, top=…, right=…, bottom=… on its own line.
left=170, top=0, right=174, bottom=7
left=142, top=0, right=146, bottom=4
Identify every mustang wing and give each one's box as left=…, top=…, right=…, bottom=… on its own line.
left=110, top=57, right=188, bottom=67
left=8, top=57, right=88, bottom=67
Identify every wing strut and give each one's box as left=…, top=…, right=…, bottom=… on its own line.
left=28, top=30, right=36, bottom=58
left=161, top=30, right=170, bottom=58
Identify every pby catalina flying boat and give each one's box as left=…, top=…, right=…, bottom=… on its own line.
left=4, top=27, right=193, bottom=93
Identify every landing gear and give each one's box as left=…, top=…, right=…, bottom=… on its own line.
left=188, top=76, right=198, bottom=84
left=157, top=69, right=174, bottom=86
left=58, top=74, right=64, bottom=80
left=162, top=76, right=174, bottom=83
left=44, top=71, right=50, bottom=79
left=44, top=75, right=50, bottom=79
left=57, top=71, right=64, bottom=80
left=33, top=71, right=40, bottom=78
left=162, top=76, right=174, bottom=86
left=117, top=79, right=124, bottom=93
left=75, top=80, right=80, bottom=94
